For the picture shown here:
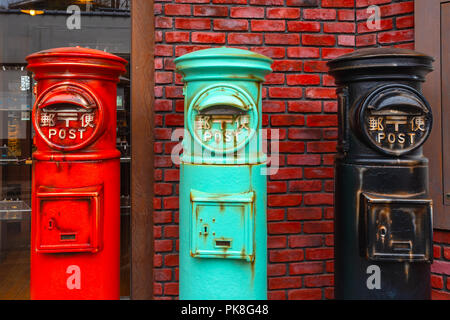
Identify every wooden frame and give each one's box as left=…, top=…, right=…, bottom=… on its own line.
left=415, top=0, right=450, bottom=230
left=130, top=0, right=154, bottom=299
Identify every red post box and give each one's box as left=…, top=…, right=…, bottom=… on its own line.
left=26, top=47, right=127, bottom=300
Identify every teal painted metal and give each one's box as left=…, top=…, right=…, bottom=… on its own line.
left=175, top=47, right=272, bottom=300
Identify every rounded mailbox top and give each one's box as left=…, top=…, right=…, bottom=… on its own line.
left=174, top=47, right=273, bottom=82
left=26, top=46, right=127, bottom=82
left=327, top=47, right=434, bottom=84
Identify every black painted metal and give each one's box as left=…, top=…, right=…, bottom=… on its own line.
left=328, top=48, right=434, bottom=300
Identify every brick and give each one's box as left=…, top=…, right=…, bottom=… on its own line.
left=278, top=141, right=305, bottom=153
left=289, top=235, right=323, bottom=248
left=355, top=0, right=391, bottom=7
left=396, top=15, right=414, bottom=29
left=272, top=60, right=303, bottom=72
left=287, top=0, right=319, bottom=6
left=304, top=167, right=334, bottom=179
left=262, top=100, right=286, bottom=113
left=268, top=291, right=286, bottom=300
left=228, top=33, right=263, bottom=45
left=272, top=114, right=305, bottom=127
left=175, top=45, right=210, bottom=56
left=155, top=156, right=172, bottom=168
left=306, top=114, right=338, bottom=127
left=251, top=20, right=286, bottom=32
left=165, top=114, right=184, bottom=126
left=431, top=275, right=444, bottom=289
left=268, top=209, right=285, bottom=222
left=154, top=184, right=173, bottom=196
left=165, top=31, right=190, bottom=43
left=268, top=235, right=287, bottom=248
left=154, top=211, right=173, bottom=224
left=165, top=86, right=184, bottom=98
left=287, top=21, right=321, bottom=32
left=288, top=101, right=322, bottom=113
left=356, top=34, right=377, bottom=47
left=378, top=29, right=414, bottom=44
left=268, top=264, right=287, bottom=277
left=304, top=274, right=334, bottom=287
left=271, top=167, right=303, bottom=180
left=304, top=138, right=333, bottom=151
left=265, top=33, right=300, bottom=45
left=250, top=0, right=284, bottom=4
left=321, top=0, right=354, bottom=7
left=213, top=0, right=246, bottom=3
left=193, top=5, right=228, bottom=16
left=154, top=99, right=172, bottom=112
left=268, top=181, right=288, bottom=194
left=270, top=249, right=304, bottom=262
left=163, top=197, right=179, bottom=209
left=302, top=34, right=336, bottom=46
left=192, top=32, right=226, bottom=44
left=269, top=87, right=303, bottom=99
left=165, top=4, right=191, bottom=16
left=289, top=180, right=323, bottom=192
left=304, top=193, right=334, bottom=206
left=164, top=169, right=179, bottom=182
left=304, top=61, right=329, bottom=73
left=230, top=6, right=265, bottom=18
left=164, top=225, right=179, bottom=238
left=287, top=47, right=320, bottom=58
left=268, top=276, right=302, bottom=290
left=213, top=19, right=248, bottom=31
left=431, top=289, right=450, bottom=300
left=338, top=9, right=355, bottom=21
left=338, top=35, right=355, bottom=47
left=444, top=246, right=450, bottom=260
left=252, top=47, right=286, bottom=59
left=358, top=18, right=393, bottom=34
left=306, top=88, right=337, bottom=99
left=303, top=8, right=336, bottom=20
left=288, top=289, right=322, bottom=300
left=267, top=8, right=301, bottom=19
left=155, top=239, right=173, bottom=252
left=434, top=231, right=450, bottom=244
left=288, top=127, right=320, bottom=141
left=164, top=283, right=179, bottom=295
left=324, top=22, right=355, bottom=33
left=431, top=260, right=450, bottom=276
left=156, top=44, right=173, bottom=57
left=175, top=18, right=210, bottom=30
left=305, top=247, right=334, bottom=260
left=268, top=195, right=302, bottom=208
left=156, top=17, right=173, bottom=29
left=287, top=154, right=321, bottom=166
left=265, top=73, right=285, bottom=85
left=303, top=221, right=334, bottom=234
left=154, top=269, right=172, bottom=281
left=164, top=254, right=179, bottom=267
left=286, top=74, right=320, bottom=86
left=287, top=206, right=322, bottom=221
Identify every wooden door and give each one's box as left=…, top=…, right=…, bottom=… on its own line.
left=416, top=0, right=450, bottom=230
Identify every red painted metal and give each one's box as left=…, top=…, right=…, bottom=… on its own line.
left=26, top=47, right=127, bottom=300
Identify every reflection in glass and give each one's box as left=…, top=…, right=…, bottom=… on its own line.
left=0, top=2, right=131, bottom=299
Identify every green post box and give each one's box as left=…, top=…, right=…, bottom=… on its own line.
left=175, top=47, right=272, bottom=299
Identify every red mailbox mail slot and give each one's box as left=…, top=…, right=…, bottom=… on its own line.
left=36, top=185, right=103, bottom=253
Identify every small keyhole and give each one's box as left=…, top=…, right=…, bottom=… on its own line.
left=379, top=226, right=387, bottom=238
left=204, top=226, right=208, bottom=233
left=48, top=218, right=54, bottom=230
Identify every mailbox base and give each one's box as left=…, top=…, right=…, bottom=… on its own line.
left=179, top=163, right=267, bottom=300
left=334, top=160, right=432, bottom=300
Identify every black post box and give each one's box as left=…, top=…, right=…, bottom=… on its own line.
left=327, top=48, right=434, bottom=300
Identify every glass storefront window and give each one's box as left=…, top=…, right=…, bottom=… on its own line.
left=0, top=0, right=131, bottom=299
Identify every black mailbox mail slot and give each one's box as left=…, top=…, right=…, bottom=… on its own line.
left=360, top=193, right=432, bottom=263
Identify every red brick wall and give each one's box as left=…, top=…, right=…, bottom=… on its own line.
left=153, top=0, right=450, bottom=299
